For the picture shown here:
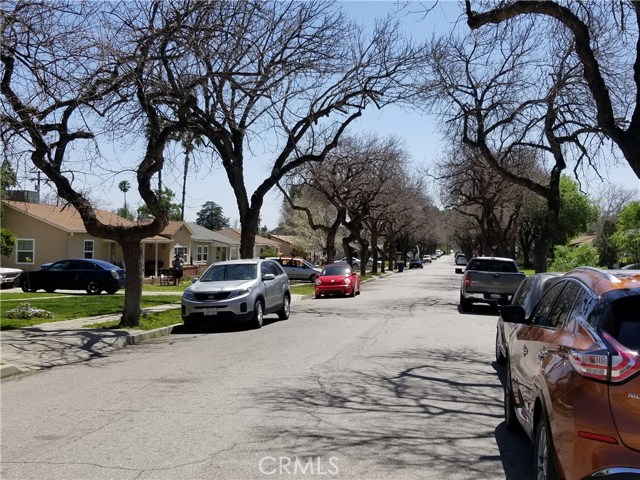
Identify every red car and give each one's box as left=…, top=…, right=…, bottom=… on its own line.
left=315, top=262, right=360, bottom=298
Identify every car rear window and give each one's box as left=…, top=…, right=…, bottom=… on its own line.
left=606, top=296, right=640, bottom=350
left=468, top=259, right=519, bottom=273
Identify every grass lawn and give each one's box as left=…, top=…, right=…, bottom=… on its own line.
left=86, top=308, right=182, bottom=330
left=0, top=292, right=182, bottom=330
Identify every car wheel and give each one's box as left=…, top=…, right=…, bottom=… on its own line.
left=182, top=317, right=195, bottom=329
left=309, top=274, right=318, bottom=283
left=534, top=415, right=560, bottom=480
left=495, top=330, right=506, bottom=364
left=459, top=294, right=471, bottom=311
left=504, top=366, right=520, bottom=432
left=44, top=287, right=56, bottom=293
left=105, top=287, right=118, bottom=295
left=349, top=285, right=356, bottom=297
left=277, top=295, right=290, bottom=320
left=251, top=300, right=264, bottom=329
left=86, top=281, right=102, bottom=295
left=21, top=279, right=37, bottom=293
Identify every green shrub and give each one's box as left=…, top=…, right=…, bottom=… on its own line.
left=4, top=303, right=54, bottom=320
left=549, top=244, right=600, bottom=272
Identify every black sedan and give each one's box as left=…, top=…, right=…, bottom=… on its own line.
left=408, top=258, right=423, bottom=269
left=21, top=258, right=126, bottom=295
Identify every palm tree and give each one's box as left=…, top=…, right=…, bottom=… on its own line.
left=118, top=180, right=131, bottom=214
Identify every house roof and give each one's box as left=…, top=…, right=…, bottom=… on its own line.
left=3, top=200, right=169, bottom=242
left=186, top=223, right=239, bottom=245
left=3, top=200, right=135, bottom=232
left=267, top=234, right=296, bottom=245
left=218, top=228, right=280, bottom=247
left=568, top=235, right=596, bottom=247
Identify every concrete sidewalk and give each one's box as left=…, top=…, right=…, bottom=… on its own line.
left=0, top=294, right=311, bottom=380
left=0, top=304, right=183, bottom=379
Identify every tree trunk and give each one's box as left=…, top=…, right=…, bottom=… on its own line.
left=119, top=241, right=144, bottom=328
left=239, top=209, right=260, bottom=258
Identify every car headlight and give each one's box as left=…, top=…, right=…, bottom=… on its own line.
left=344, top=278, right=351, bottom=285
left=315, top=279, right=321, bottom=286
left=228, top=288, right=251, bottom=299
left=182, top=290, right=195, bottom=301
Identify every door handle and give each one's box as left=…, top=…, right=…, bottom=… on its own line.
left=538, top=349, right=548, bottom=360
left=523, top=345, right=528, bottom=356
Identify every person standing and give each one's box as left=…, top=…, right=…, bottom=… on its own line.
left=172, top=254, right=184, bottom=285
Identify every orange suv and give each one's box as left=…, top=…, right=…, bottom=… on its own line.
left=499, top=267, right=640, bottom=479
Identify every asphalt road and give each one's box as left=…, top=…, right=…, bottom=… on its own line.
left=0, top=256, right=532, bottom=480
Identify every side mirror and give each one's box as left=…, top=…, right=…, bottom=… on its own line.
left=499, top=305, right=528, bottom=324
left=455, top=268, right=464, bottom=274
left=263, top=273, right=276, bottom=281
left=191, top=276, right=199, bottom=283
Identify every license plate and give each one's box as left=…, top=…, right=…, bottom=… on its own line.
left=204, top=308, right=218, bottom=316
left=490, top=294, right=502, bottom=299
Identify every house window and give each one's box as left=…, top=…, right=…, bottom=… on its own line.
left=84, top=240, right=94, bottom=259
left=196, top=245, right=208, bottom=263
left=174, top=246, right=188, bottom=261
left=16, top=239, right=34, bottom=264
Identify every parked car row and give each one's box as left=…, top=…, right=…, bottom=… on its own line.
left=496, top=266, right=640, bottom=479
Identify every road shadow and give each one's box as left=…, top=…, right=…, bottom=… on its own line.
left=172, top=316, right=282, bottom=334
left=1, top=327, right=130, bottom=371
left=248, top=347, right=532, bottom=479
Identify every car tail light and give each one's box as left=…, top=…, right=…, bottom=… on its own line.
left=604, top=331, right=640, bottom=382
left=464, top=274, right=470, bottom=288
left=569, top=332, right=640, bottom=383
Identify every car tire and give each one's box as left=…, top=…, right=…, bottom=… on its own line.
left=182, top=317, right=195, bottom=329
left=86, top=281, right=102, bottom=295
left=349, top=285, right=356, bottom=297
left=534, top=414, right=560, bottom=480
left=315, top=293, right=321, bottom=299
left=277, top=295, right=290, bottom=320
left=44, top=287, right=56, bottom=293
left=309, top=274, right=318, bottom=283
left=21, top=279, right=37, bottom=293
left=504, top=367, right=520, bottom=432
left=495, top=330, right=506, bottom=364
left=459, top=294, right=471, bottom=311
left=105, top=287, right=118, bottom=295
left=251, top=300, right=264, bottom=329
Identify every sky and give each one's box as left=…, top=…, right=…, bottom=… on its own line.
left=18, top=1, right=640, bottom=229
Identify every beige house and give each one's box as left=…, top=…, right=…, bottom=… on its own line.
left=265, top=234, right=295, bottom=256
left=1, top=200, right=136, bottom=270
left=217, top=228, right=281, bottom=258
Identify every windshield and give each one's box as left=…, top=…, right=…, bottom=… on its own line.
left=200, top=264, right=257, bottom=282
left=322, top=265, right=351, bottom=276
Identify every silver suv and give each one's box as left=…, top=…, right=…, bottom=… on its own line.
left=181, top=259, right=290, bottom=329
left=268, top=257, right=321, bottom=282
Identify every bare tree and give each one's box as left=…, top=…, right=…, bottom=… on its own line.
left=1, top=1, right=194, bottom=326
left=423, top=22, right=604, bottom=271
left=152, top=0, right=424, bottom=258
left=437, top=146, right=523, bottom=258
left=465, top=0, right=640, bottom=178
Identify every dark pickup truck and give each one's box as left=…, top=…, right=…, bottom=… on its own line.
left=456, top=257, right=525, bottom=310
